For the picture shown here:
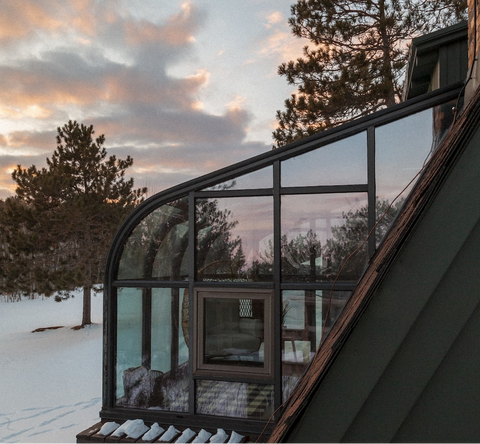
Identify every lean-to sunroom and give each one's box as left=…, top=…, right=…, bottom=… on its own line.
left=93, top=83, right=460, bottom=441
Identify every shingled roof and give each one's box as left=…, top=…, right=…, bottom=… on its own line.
left=268, top=84, right=480, bottom=443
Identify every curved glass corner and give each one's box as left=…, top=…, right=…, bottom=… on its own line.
left=117, top=197, right=189, bottom=280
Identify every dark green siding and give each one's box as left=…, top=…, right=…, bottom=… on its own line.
left=439, top=38, right=468, bottom=88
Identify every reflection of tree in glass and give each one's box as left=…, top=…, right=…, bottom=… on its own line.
left=248, top=198, right=404, bottom=282
left=284, top=230, right=322, bottom=279
left=118, top=197, right=189, bottom=279
left=323, top=208, right=368, bottom=280
left=375, top=198, right=405, bottom=241
left=196, top=199, right=246, bottom=280
left=324, top=198, right=405, bottom=280
left=120, top=195, right=247, bottom=281
left=248, top=241, right=274, bottom=281
left=248, top=231, right=322, bottom=282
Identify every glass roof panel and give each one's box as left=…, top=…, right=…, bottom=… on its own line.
left=196, top=196, right=273, bottom=282
left=281, top=131, right=367, bottom=187
left=281, top=193, right=368, bottom=282
left=117, top=197, right=189, bottom=280
left=375, top=101, right=455, bottom=246
left=376, top=109, right=433, bottom=205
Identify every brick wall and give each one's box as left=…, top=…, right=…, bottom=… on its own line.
left=468, top=0, right=480, bottom=67
left=466, top=0, right=480, bottom=101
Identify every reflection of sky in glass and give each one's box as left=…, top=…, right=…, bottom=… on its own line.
left=281, top=193, right=368, bottom=246
left=281, top=132, right=367, bottom=187
left=151, top=289, right=188, bottom=374
left=204, top=166, right=273, bottom=190
left=116, top=288, right=142, bottom=400
left=151, top=289, right=172, bottom=373
left=215, top=197, right=273, bottom=265
left=376, top=109, right=433, bottom=203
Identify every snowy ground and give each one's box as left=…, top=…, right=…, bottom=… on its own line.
left=0, top=291, right=103, bottom=443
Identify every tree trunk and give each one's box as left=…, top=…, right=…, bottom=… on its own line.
left=82, top=285, right=92, bottom=326
left=82, top=223, right=93, bottom=327
left=378, top=0, right=397, bottom=106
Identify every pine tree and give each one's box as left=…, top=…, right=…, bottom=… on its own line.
left=5, top=120, right=146, bottom=326
left=273, top=0, right=467, bottom=146
left=0, top=197, right=56, bottom=298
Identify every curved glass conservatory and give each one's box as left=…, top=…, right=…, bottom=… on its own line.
left=101, top=86, right=459, bottom=438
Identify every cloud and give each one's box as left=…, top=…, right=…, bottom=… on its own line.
left=0, top=1, right=209, bottom=117
left=259, top=28, right=306, bottom=63
left=0, top=52, right=115, bottom=116
left=255, top=8, right=309, bottom=66
left=0, top=1, right=267, bottom=200
left=0, top=125, right=269, bottom=199
left=0, top=129, right=56, bottom=196
left=124, top=2, right=199, bottom=46
left=265, top=11, right=285, bottom=28
left=0, top=152, right=50, bottom=200
left=227, top=96, right=248, bottom=112
left=93, top=101, right=252, bottom=148
left=107, top=139, right=270, bottom=194
left=0, top=0, right=101, bottom=44
left=2, top=130, right=57, bottom=152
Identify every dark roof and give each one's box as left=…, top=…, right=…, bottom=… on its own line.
left=268, top=84, right=480, bottom=443
left=403, top=21, right=468, bottom=100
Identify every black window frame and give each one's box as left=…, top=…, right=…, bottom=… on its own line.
left=193, top=287, right=274, bottom=379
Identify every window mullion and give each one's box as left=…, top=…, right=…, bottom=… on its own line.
left=189, top=191, right=196, bottom=414
left=273, top=160, right=282, bottom=412
left=368, top=126, right=376, bottom=257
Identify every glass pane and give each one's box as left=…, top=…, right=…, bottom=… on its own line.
left=115, top=287, right=189, bottom=412
left=149, top=288, right=189, bottom=412
left=117, top=197, right=188, bottom=280
left=116, top=288, right=143, bottom=403
left=196, top=197, right=273, bottom=282
left=282, top=290, right=351, bottom=401
left=203, top=297, right=265, bottom=368
left=281, top=193, right=368, bottom=282
left=281, top=132, right=367, bottom=187
left=375, top=101, right=455, bottom=244
left=203, top=166, right=273, bottom=190
left=196, top=381, right=274, bottom=419
left=432, top=99, right=456, bottom=147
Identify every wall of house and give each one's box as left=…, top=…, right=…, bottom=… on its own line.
left=438, top=36, right=468, bottom=88
left=468, top=0, right=479, bottom=66
left=285, top=105, right=480, bottom=442
left=465, top=0, right=480, bottom=100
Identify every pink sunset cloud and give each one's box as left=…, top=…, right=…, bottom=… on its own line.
left=0, top=1, right=297, bottom=200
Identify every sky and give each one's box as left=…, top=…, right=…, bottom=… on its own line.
left=0, top=0, right=305, bottom=199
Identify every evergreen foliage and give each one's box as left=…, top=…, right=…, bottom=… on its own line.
left=249, top=198, right=404, bottom=282
left=273, top=0, right=467, bottom=146
left=196, top=198, right=246, bottom=279
left=0, top=121, right=146, bottom=326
